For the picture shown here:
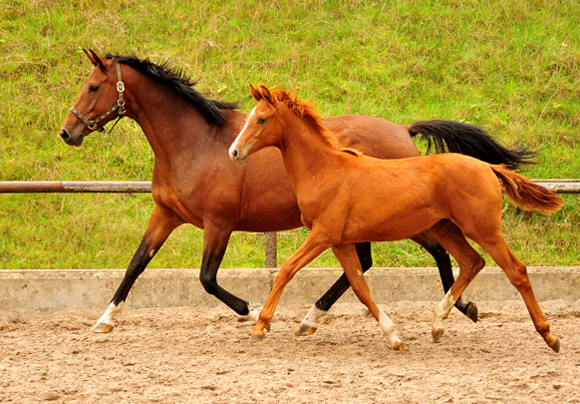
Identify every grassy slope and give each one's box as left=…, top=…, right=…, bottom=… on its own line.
left=0, top=0, right=578, bottom=269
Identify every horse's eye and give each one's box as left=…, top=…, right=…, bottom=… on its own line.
left=89, top=85, right=99, bottom=93
left=257, top=117, right=266, bottom=124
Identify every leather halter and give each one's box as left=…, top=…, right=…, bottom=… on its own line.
left=70, top=62, right=126, bottom=133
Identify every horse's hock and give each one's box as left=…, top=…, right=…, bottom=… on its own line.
left=1, top=267, right=579, bottom=314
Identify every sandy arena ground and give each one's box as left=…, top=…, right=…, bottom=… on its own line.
left=1, top=300, right=580, bottom=403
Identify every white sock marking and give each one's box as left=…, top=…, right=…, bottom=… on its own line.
left=97, top=301, right=125, bottom=326
left=301, top=306, right=327, bottom=328
left=378, top=308, right=401, bottom=348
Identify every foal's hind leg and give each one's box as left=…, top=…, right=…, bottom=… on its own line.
left=411, top=232, right=478, bottom=322
left=475, top=237, right=560, bottom=352
left=332, top=244, right=403, bottom=351
left=297, top=242, right=373, bottom=336
left=428, top=220, right=486, bottom=342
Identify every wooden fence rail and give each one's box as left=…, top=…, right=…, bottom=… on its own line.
left=2, top=180, right=579, bottom=267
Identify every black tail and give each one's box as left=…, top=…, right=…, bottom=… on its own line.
left=408, top=120, right=536, bottom=170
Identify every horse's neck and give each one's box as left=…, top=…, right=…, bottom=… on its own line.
left=126, top=76, right=228, bottom=167
left=279, top=114, right=340, bottom=191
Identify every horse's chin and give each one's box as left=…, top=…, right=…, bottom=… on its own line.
left=63, top=134, right=85, bottom=147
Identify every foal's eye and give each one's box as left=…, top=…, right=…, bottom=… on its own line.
left=257, top=117, right=266, bottom=124
left=89, top=85, right=99, bottom=93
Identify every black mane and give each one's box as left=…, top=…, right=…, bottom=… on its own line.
left=106, top=54, right=238, bottom=126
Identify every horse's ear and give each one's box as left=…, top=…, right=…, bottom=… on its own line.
left=260, top=85, right=275, bottom=105
left=85, top=49, right=107, bottom=71
left=250, top=84, right=262, bottom=101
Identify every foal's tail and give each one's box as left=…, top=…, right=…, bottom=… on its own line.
left=408, top=120, right=536, bottom=170
left=491, top=165, right=564, bottom=215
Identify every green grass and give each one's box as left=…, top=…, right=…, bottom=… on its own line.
left=0, top=0, right=579, bottom=269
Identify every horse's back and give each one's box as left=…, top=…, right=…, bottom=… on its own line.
left=323, top=115, right=420, bottom=160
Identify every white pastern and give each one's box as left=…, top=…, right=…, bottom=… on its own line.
left=433, top=291, right=455, bottom=332
left=378, top=309, right=401, bottom=348
left=97, top=301, right=125, bottom=326
left=301, top=306, right=328, bottom=329
left=239, top=305, right=262, bottom=322
left=229, top=107, right=256, bottom=158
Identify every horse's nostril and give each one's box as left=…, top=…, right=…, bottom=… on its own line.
left=60, top=129, right=70, bottom=141
left=232, top=149, right=238, bottom=158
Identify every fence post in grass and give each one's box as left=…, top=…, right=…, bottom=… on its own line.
left=265, top=232, right=277, bottom=268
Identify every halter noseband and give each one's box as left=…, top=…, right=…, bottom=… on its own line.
left=70, top=62, right=126, bottom=134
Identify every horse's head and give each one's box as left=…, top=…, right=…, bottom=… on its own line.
left=229, top=84, right=284, bottom=163
left=59, top=49, right=126, bottom=146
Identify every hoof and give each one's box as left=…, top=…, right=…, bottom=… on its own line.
left=465, top=302, right=478, bottom=323
left=296, top=324, right=317, bottom=337
left=250, top=333, right=264, bottom=342
left=432, top=328, right=444, bottom=343
left=393, top=341, right=403, bottom=352
left=550, top=338, right=560, bottom=353
left=91, top=322, right=114, bottom=333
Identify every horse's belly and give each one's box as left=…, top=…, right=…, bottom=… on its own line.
left=342, top=209, right=443, bottom=243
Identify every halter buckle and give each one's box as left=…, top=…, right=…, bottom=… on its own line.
left=116, top=81, right=125, bottom=92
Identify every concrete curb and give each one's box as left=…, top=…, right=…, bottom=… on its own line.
left=1, top=266, right=579, bottom=313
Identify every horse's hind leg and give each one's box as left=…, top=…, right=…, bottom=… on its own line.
left=92, top=205, right=181, bottom=333
left=199, top=221, right=259, bottom=318
left=411, top=232, right=478, bottom=322
left=332, top=244, right=403, bottom=351
left=427, top=220, right=486, bottom=342
left=475, top=237, right=560, bottom=352
left=297, top=242, right=373, bottom=336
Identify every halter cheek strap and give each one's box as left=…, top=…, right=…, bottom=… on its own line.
left=70, top=62, right=126, bottom=134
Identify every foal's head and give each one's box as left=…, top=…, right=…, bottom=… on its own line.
left=229, top=84, right=324, bottom=163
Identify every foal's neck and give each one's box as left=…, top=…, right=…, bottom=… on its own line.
left=278, top=110, right=342, bottom=190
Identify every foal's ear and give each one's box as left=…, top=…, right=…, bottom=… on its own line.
left=260, top=85, right=275, bottom=105
left=84, top=49, right=107, bottom=71
left=250, top=84, right=262, bottom=101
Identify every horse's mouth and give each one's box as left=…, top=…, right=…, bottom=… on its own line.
left=59, top=129, right=85, bottom=147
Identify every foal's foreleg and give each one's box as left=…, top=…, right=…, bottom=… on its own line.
left=332, top=244, right=403, bottom=351
left=251, top=233, right=330, bottom=341
left=297, top=242, right=373, bottom=336
left=92, top=205, right=180, bottom=333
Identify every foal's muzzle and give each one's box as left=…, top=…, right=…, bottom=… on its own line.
left=228, top=145, right=246, bottom=164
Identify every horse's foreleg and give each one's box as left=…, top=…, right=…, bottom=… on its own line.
left=251, top=233, right=330, bottom=341
left=332, top=244, right=402, bottom=351
left=411, top=232, right=478, bottom=323
left=297, top=242, right=372, bottom=336
left=199, top=222, right=257, bottom=318
left=92, top=205, right=180, bottom=333
left=428, top=220, right=486, bottom=343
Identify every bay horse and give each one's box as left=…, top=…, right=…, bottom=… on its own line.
left=59, top=50, right=534, bottom=334
left=228, top=85, right=563, bottom=352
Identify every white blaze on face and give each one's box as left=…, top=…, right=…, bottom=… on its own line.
left=228, top=106, right=256, bottom=159
left=97, top=301, right=125, bottom=326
